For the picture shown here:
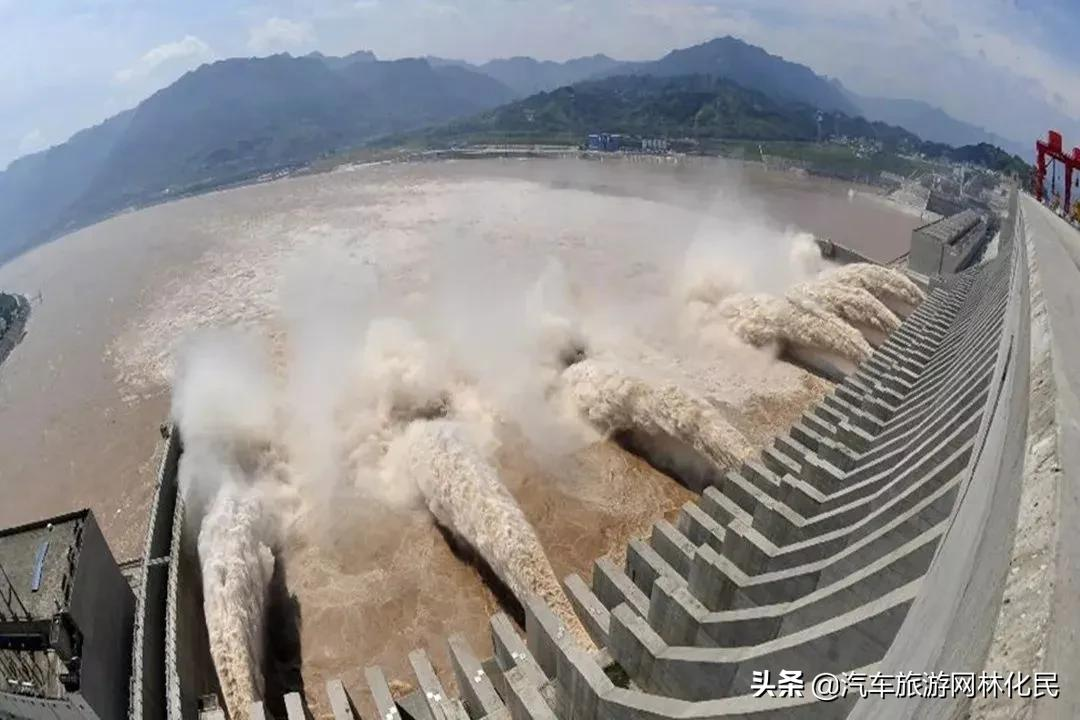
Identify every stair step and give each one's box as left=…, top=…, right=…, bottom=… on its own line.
left=592, top=557, right=649, bottom=617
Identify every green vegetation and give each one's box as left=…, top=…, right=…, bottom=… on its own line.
left=941, top=143, right=1030, bottom=177
left=415, top=75, right=823, bottom=144
left=403, top=74, right=1030, bottom=182
left=702, top=140, right=933, bottom=182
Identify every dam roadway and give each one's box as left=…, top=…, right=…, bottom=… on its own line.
left=1019, top=194, right=1080, bottom=720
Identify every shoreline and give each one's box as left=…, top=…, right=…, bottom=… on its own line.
left=2, top=144, right=922, bottom=271
left=0, top=293, right=30, bottom=367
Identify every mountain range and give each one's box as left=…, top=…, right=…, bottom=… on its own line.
left=418, top=74, right=1028, bottom=178
left=0, top=35, right=1031, bottom=262
left=0, top=53, right=514, bottom=259
left=432, top=37, right=1025, bottom=156
left=428, top=54, right=622, bottom=98
left=846, top=94, right=1026, bottom=158
left=428, top=73, right=842, bottom=144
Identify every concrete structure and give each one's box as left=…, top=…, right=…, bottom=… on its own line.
left=3, top=190, right=1053, bottom=720
left=1011, top=195, right=1080, bottom=719
left=909, top=209, right=990, bottom=277
left=812, top=238, right=874, bottom=266
left=145, top=192, right=1035, bottom=720
left=925, top=191, right=965, bottom=218
left=127, top=426, right=218, bottom=720
left=0, top=510, right=135, bottom=720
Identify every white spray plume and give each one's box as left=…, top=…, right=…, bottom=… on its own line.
left=344, top=316, right=459, bottom=510
left=787, top=278, right=901, bottom=336
left=562, top=358, right=753, bottom=471
left=711, top=293, right=873, bottom=364
left=198, top=484, right=276, bottom=717
left=385, top=419, right=594, bottom=648
left=678, top=224, right=832, bottom=307
left=279, top=245, right=377, bottom=518
left=171, top=330, right=277, bottom=455
left=788, top=231, right=830, bottom=279
left=825, top=263, right=926, bottom=313
left=171, top=330, right=288, bottom=719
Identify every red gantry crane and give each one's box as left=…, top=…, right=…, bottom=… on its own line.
left=1034, top=130, right=1080, bottom=211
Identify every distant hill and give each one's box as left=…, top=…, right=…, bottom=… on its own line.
left=425, top=74, right=914, bottom=146
left=476, top=55, right=622, bottom=97
left=0, top=110, right=134, bottom=250
left=426, top=54, right=621, bottom=98
left=940, top=142, right=1030, bottom=176
left=595, top=37, right=858, bottom=116
left=434, top=38, right=858, bottom=115
left=420, top=73, right=1029, bottom=177
left=0, top=53, right=514, bottom=261
left=847, top=93, right=1027, bottom=157
left=305, top=49, right=377, bottom=70
left=446, top=37, right=1026, bottom=154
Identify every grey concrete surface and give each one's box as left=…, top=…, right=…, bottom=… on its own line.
left=850, top=193, right=1029, bottom=720
left=1021, top=196, right=1080, bottom=720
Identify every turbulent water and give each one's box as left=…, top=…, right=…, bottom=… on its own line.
left=387, top=420, right=593, bottom=647
left=709, top=293, right=873, bottom=363
left=787, top=279, right=901, bottom=335
left=678, top=258, right=924, bottom=370
left=171, top=331, right=290, bottom=718
left=826, top=263, right=926, bottom=312
left=197, top=483, right=276, bottom=716
left=0, top=157, right=929, bottom=714
left=562, top=359, right=753, bottom=472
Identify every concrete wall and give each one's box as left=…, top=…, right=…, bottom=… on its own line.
left=159, top=427, right=219, bottom=720
left=813, top=238, right=874, bottom=266
left=849, top=191, right=1029, bottom=719
left=69, top=513, right=137, bottom=720
left=129, top=427, right=181, bottom=720
left=1018, top=195, right=1080, bottom=720
left=910, top=211, right=989, bottom=277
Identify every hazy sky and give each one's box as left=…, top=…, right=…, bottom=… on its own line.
left=2, top=0, right=1079, bottom=168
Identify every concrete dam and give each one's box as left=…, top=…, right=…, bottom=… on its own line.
left=5, top=190, right=1079, bottom=720
left=133, top=193, right=1066, bottom=719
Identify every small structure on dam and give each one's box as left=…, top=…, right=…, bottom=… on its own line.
left=908, top=209, right=991, bottom=277
left=0, top=510, right=134, bottom=720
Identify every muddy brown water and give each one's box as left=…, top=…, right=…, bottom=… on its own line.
left=0, top=157, right=920, bottom=717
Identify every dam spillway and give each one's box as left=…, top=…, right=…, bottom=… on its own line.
left=118, top=190, right=1076, bottom=720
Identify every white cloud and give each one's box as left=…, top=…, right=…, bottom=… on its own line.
left=247, top=17, right=317, bottom=54
left=610, top=0, right=1080, bottom=146
left=113, top=35, right=213, bottom=84
left=16, top=128, right=46, bottom=155
left=3, top=0, right=1079, bottom=163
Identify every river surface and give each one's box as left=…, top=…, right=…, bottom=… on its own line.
left=0, top=156, right=922, bottom=716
